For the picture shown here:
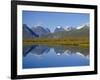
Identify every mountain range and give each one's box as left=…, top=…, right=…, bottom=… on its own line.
left=23, top=24, right=89, bottom=39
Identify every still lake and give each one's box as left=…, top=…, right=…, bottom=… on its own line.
left=23, top=45, right=89, bottom=69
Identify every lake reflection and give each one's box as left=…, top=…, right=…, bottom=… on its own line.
left=23, top=45, right=89, bottom=69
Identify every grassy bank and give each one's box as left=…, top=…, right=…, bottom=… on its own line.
left=23, top=37, right=89, bottom=48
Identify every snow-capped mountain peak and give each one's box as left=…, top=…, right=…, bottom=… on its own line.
left=57, top=26, right=61, bottom=28
left=64, top=26, right=70, bottom=31
left=76, top=25, right=84, bottom=29
left=54, top=26, right=65, bottom=32
left=76, top=23, right=89, bottom=30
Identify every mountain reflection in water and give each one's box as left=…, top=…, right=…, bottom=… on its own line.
left=23, top=45, right=89, bottom=69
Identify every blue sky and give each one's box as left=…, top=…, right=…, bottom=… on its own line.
left=22, top=11, right=89, bottom=32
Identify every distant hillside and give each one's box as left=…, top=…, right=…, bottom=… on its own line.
left=23, top=24, right=39, bottom=39
left=23, top=24, right=89, bottom=39
left=31, top=26, right=51, bottom=37
left=43, top=25, right=89, bottom=38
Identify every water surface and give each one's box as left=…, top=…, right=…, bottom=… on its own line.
left=23, top=45, right=89, bottom=69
